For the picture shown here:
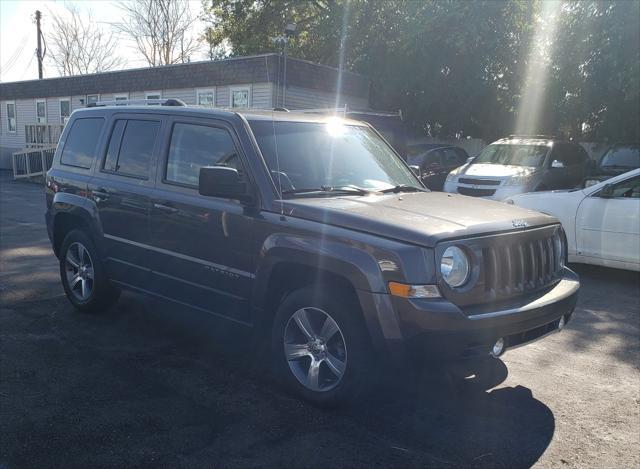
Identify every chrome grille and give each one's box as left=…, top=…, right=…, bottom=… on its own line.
left=436, top=224, right=565, bottom=308
left=481, top=230, right=563, bottom=297
left=458, top=187, right=497, bottom=197
left=459, top=178, right=501, bottom=186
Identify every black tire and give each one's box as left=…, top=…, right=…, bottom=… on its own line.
left=59, top=229, right=120, bottom=313
left=271, top=285, right=375, bottom=407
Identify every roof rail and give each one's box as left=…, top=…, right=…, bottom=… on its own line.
left=297, top=106, right=403, bottom=119
left=87, top=98, right=187, bottom=108
left=507, top=134, right=558, bottom=139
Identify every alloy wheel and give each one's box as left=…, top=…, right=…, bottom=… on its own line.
left=64, top=242, right=94, bottom=301
left=284, top=307, right=347, bottom=392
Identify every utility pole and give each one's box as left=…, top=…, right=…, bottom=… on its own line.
left=35, top=10, right=43, bottom=79
left=271, top=23, right=297, bottom=108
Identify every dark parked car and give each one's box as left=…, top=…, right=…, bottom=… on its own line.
left=407, top=144, right=470, bottom=190
left=45, top=103, right=579, bottom=406
left=584, top=142, right=640, bottom=187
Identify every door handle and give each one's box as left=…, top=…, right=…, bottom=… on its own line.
left=153, top=203, right=178, bottom=214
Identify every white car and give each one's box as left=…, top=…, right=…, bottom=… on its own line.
left=505, top=169, right=640, bottom=271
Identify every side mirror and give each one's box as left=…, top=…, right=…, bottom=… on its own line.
left=551, top=159, right=565, bottom=169
left=409, top=165, right=421, bottom=177
left=199, top=166, right=253, bottom=203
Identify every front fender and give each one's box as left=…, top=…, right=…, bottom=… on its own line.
left=253, top=232, right=386, bottom=299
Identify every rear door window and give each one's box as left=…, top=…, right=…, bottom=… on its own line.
left=165, top=122, right=239, bottom=187
left=102, top=119, right=160, bottom=179
left=60, top=118, right=104, bottom=169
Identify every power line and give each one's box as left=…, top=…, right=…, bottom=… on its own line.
left=0, top=33, right=30, bottom=74
left=19, top=52, right=36, bottom=81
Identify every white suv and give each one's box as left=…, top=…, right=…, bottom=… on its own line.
left=443, top=136, right=591, bottom=200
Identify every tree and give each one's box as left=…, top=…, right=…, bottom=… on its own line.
left=548, top=1, right=640, bottom=141
left=46, top=5, right=125, bottom=76
left=201, top=0, right=639, bottom=141
left=115, top=0, right=201, bottom=66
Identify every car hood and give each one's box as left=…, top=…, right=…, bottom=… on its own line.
left=280, top=191, right=556, bottom=247
left=452, top=163, right=538, bottom=178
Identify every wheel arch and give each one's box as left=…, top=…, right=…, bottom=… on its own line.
left=252, top=234, right=387, bottom=334
left=51, top=193, right=103, bottom=257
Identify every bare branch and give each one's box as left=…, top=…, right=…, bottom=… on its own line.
left=46, top=5, right=126, bottom=76
left=114, top=0, right=200, bottom=66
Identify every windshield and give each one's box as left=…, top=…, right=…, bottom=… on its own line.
left=600, top=144, right=640, bottom=168
left=249, top=120, right=420, bottom=195
left=474, top=144, right=548, bottom=167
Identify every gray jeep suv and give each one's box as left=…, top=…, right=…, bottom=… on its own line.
left=45, top=103, right=579, bottom=405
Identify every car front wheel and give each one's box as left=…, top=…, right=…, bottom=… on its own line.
left=272, top=285, right=374, bottom=406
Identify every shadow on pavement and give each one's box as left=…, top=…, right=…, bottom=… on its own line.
left=564, top=263, right=640, bottom=367
left=1, top=291, right=555, bottom=468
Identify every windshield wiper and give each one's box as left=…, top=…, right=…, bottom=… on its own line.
left=379, top=184, right=427, bottom=194
left=282, top=185, right=372, bottom=197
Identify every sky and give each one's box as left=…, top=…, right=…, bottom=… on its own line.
left=0, top=0, right=208, bottom=83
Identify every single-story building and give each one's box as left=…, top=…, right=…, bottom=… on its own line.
left=0, top=53, right=370, bottom=169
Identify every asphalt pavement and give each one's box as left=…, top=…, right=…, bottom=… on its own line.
left=1, top=172, right=638, bottom=468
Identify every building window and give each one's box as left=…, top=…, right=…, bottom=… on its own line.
left=145, top=91, right=162, bottom=105
left=86, top=94, right=100, bottom=106
left=196, top=89, right=215, bottom=107
left=6, top=102, right=16, bottom=132
left=36, top=99, right=47, bottom=124
left=230, top=86, right=250, bottom=108
left=114, top=94, right=128, bottom=105
left=60, top=99, right=71, bottom=125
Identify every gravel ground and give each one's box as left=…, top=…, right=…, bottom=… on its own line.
left=1, top=173, right=639, bottom=468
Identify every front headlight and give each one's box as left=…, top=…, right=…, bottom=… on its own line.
left=504, top=174, right=532, bottom=186
left=440, top=246, right=470, bottom=287
left=554, top=229, right=566, bottom=269
left=445, top=172, right=458, bottom=183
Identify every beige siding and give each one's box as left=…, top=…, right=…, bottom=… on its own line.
left=251, top=82, right=272, bottom=108
left=216, top=86, right=230, bottom=107
left=163, top=88, right=196, bottom=104
left=278, top=85, right=368, bottom=110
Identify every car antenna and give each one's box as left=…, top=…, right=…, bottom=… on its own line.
left=266, top=54, right=285, bottom=218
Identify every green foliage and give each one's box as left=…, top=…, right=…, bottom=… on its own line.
left=202, top=0, right=639, bottom=141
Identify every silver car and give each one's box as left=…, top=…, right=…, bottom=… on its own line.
left=443, top=136, right=591, bottom=200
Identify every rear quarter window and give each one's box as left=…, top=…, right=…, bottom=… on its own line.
left=60, top=117, right=105, bottom=169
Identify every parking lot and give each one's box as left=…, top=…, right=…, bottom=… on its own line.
left=1, top=172, right=638, bottom=469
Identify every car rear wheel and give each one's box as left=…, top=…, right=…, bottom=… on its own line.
left=272, top=285, right=374, bottom=406
left=59, top=230, right=119, bottom=313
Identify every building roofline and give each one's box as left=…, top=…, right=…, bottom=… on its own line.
left=0, top=54, right=369, bottom=100
left=0, top=53, right=282, bottom=86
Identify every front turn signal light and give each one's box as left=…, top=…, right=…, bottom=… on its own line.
left=388, top=282, right=441, bottom=299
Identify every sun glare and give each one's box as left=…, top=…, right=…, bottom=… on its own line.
left=514, top=0, right=563, bottom=136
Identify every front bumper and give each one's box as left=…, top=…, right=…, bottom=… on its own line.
left=359, top=268, right=579, bottom=361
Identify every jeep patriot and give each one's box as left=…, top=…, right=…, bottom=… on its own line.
left=45, top=102, right=579, bottom=405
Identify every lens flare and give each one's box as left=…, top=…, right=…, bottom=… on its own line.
left=515, top=1, right=563, bottom=136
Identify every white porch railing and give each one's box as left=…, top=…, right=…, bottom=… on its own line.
left=24, top=124, right=65, bottom=148
left=12, top=146, right=57, bottom=182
